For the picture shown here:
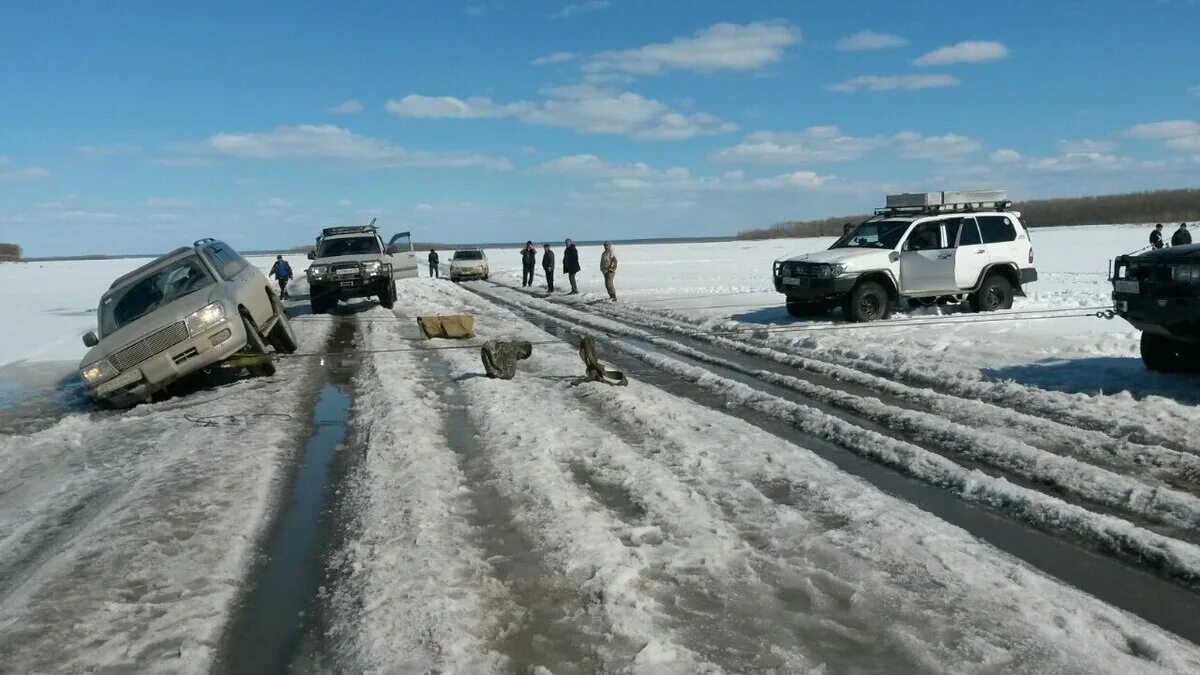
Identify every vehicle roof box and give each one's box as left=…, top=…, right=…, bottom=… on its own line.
left=886, top=192, right=943, bottom=208
left=886, top=189, right=1008, bottom=209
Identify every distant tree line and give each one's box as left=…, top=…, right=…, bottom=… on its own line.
left=738, top=188, right=1200, bottom=240
left=0, top=243, right=21, bottom=262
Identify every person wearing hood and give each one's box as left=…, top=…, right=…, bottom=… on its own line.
left=428, top=248, right=440, bottom=277
left=1150, top=224, right=1164, bottom=250
left=520, top=241, right=537, bottom=287
left=563, top=238, right=581, bottom=294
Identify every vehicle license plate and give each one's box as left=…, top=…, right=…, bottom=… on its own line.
left=340, top=281, right=355, bottom=287
left=782, top=277, right=807, bottom=287
left=1114, top=280, right=1139, bottom=294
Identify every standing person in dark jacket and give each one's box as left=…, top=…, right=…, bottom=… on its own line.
left=1150, top=224, right=1165, bottom=249
left=268, top=255, right=293, bottom=298
left=428, top=249, right=440, bottom=277
left=542, top=244, right=555, bottom=292
left=1172, top=223, right=1192, bottom=247
left=563, top=239, right=581, bottom=294
left=520, top=241, right=537, bottom=287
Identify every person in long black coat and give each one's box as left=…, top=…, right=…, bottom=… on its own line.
left=542, top=244, right=555, bottom=292
left=1150, top=224, right=1164, bottom=249
left=563, top=239, right=581, bottom=294
left=520, top=241, right=537, bottom=287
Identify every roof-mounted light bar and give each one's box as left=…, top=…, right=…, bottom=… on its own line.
left=321, top=224, right=378, bottom=237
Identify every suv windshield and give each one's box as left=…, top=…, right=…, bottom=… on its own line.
left=318, top=236, right=381, bottom=257
left=100, top=255, right=213, bottom=336
left=454, top=250, right=484, bottom=260
left=832, top=219, right=912, bottom=250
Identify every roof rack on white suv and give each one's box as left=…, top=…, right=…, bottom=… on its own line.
left=879, top=189, right=1011, bottom=216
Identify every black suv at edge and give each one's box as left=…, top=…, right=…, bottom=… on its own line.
left=1111, top=244, right=1200, bottom=372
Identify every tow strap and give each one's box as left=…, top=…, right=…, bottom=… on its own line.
left=579, top=336, right=627, bottom=386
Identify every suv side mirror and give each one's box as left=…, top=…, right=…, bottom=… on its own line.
left=83, top=331, right=100, bottom=347
left=888, top=251, right=900, bottom=263
left=307, top=250, right=316, bottom=260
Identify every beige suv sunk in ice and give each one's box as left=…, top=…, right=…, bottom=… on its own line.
left=78, top=238, right=298, bottom=408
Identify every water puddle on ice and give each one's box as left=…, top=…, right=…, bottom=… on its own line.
left=0, top=360, right=91, bottom=434
left=216, top=323, right=357, bottom=674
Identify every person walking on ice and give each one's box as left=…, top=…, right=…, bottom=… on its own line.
left=600, top=240, right=618, bottom=302
left=542, top=243, right=555, bottom=293
left=563, top=238, right=581, bottom=294
left=428, top=248, right=440, bottom=277
left=268, top=255, right=293, bottom=299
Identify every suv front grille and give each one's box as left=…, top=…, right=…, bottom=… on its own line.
left=110, top=321, right=190, bottom=371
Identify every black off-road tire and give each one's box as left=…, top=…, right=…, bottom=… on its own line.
left=267, top=294, right=299, bottom=354
left=970, top=274, right=1014, bottom=313
left=378, top=279, right=396, bottom=309
left=786, top=300, right=826, bottom=318
left=1141, top=332, right=1186, bottom=373
left=844, top=281, right=891, bottom=322
left=241, top=313, right=277, bottom=377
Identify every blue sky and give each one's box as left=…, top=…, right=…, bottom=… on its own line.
left=1, top=0, right=1198, bottom=256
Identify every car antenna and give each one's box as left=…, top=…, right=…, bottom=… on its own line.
left=366, top=217, right=377, bottom=228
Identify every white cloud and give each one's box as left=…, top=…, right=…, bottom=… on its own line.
left=894, top=132, right=982, bottom=160
left=338, top=198, right=352, bottom=207
left=836, top=30, right=907, bottom=51
left=36, top=201, right=65, bottom=210
left=586, top=22, right=799, bottom=75
left=414, top=203, right=434, bottom=211
left=386, top=85, right=736, bottom=140
left=385, top=95, right=527, bottom=119
left=829, top=74, right=960, bottom=92
left=1127, top=120, right=1200, bottom=139
left=1058, top=138, right=1115, bottom=153
left=151, top=156, right=214, bottom=168
left=1166, top=136, right=1200, bottom=151
left=537, top=154, right=662, bottom=179
left=532, top=51, right=577, bottom=66
left=263, top=197, right=292, bottom=208
left=914, top=41, right=1009, bottom=66
left=59, top=210, right=118, bottom=220
left=714, top=126, right=889, bottom=164
left=1190, top=85, right=1200, bottom=98
left=552, top=1, right=610, bottom=19
left=989, top=149, right=1023, bottom=163
left=198, top=124, right=513, bottom=170
left=147, top=197, right=193, bottom=208
left=0, top=156, right=49, bottom=181
left=327, top=99, right=364, bottom=114
left=520, top=145, right=537, bottom=155
left=540, top=153, right=832, bottom=195
left=149, top=212, right=184, bottom=223
left=1029, top=152, right=1132, bottom=172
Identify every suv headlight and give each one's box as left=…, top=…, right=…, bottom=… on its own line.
left=363, top=261, right=382, bottom=275
left=185, top=302, right=226, bottom=335
left=309, top=265, right=329, bottom=278
left=832, top=263, right=849, bottom=276
left=81, top=359, right=118, bottom=386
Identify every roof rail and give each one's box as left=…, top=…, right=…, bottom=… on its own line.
left=321, top=224, right=378, bottom=238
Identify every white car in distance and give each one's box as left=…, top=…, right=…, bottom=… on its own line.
left=449, top=249, right=490, bottom=281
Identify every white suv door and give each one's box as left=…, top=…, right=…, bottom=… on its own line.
left=899, top=218, right=957, bottom=294
left=386, top=232, right=418, bottom=278
left=955, top=217, right=990, bottom=289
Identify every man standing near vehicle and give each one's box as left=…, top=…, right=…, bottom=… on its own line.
left=1150, top=224, right=1165, bottom=249
left=542, top=243, right=555, bottom=293
left=268, top=255, right=293, bottom=299
left=1172, top=223, right=1192, bottom=247
left=428, top=248, right=440, bottom=277
left=563, top=238, right=580, bottom=294
left=521, top=241, right=537, bottom=287
left=600, top=241, right=618, bottom=302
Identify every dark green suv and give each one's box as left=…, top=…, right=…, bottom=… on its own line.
left=1111, top=244, right=1200, bottom=372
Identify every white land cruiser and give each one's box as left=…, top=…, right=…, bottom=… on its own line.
left=306, top=222, right=417, bottom=313
left=772, top=190, right=1038, bottom=322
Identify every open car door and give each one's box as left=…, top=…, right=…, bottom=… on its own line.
left=387, top=232, right=419, bottom=279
